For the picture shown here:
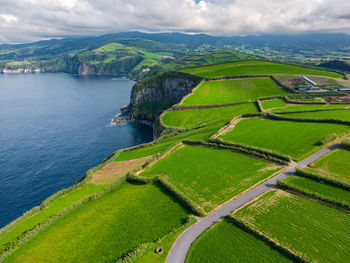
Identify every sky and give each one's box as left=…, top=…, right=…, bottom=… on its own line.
left=0, top=0, right=350, bottom=43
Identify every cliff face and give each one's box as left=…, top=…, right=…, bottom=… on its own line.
left=125, top=71, right=203, bottom=121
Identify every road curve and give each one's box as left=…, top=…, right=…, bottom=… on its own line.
left=166, top=139, right=347, bottom=263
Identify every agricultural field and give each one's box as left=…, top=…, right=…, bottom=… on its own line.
left=140, top=144, right=281, bottom=212
left=4, top=182, right=189, bottom=263
left=280, top=109, right=350, bottom=121
left=281, top=176, right=350, bottom=208
left=234, top=190, right=350, bottom=263
left=181, top=60, right=343, bottom=79
left=186, top=220, right=292, bottom=263
left=219, top=118, right=350, bottom=160
left=181, top=78, right=289, bottom=106
left=308, top=148, right=350, bottom=185
left=0, top=183, right=104, bottom=251
left=260, top=99, right=288, bottom=110
left=271, top=103, right=349, bottom=113
left=161, top=103, right=258, bottom=129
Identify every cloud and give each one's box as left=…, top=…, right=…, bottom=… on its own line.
left=0, top=0, right=349, bottom=43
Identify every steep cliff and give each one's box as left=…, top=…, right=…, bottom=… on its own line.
left=121, top=71, right=202, bottom=122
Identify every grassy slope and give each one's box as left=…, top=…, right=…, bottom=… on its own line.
left=280, top=109, right=350, bottom=120
left=272, top=103, right=348, bottom=112
left=261, top=99, right=288, bottom=110
left=234, top=190, right=350, bottom=263
left=140, top=145, right=281, bottom=212
left=220, top=118, right=349, bottom=160
left=161, top=103, right=258, bottom=129
left=282, top=176, right=350, bottom=207
left=186, top=220, right=292, bottom=263
left=0, top=183, right=104, bottom=247
left=181, top=60, right=342, bottom=78
left=181, top=78, right=289, bottom=105
left=4, top=182, right=189, bottom=263
left=309, top=148, right=350, bottom=184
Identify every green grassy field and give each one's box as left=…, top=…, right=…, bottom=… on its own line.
left=4, top=182, right=189, bottom=263
left=181, top=60, right=342, bottom=79
left=280, top=109, right=350, bottom=121
left=234, top=190, right=350, bottom=263
left=261, top=99, right=288, bottom=110
left=140, top=145, right=281, bottom=212
left=0, top=183, right=104, bottom=249
left=181, top=78, right=289, bottom=105
left=309, top=148, right=350, bottom=185
left=272, top=103, right=348, bottom=113
left=281, top=176, right=350, bottom=207
left=161, top=103, right=258, bottom=129
left=220, top=118, right=350, bottom=160
left=186, top=220, right=292, bottom=263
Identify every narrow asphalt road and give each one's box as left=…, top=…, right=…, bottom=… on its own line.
left=166, top=139, right=347, bottom=263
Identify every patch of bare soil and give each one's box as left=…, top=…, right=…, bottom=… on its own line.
left=325, top=96, right=350, bottom=103
left=91, top=156, right=151, bottom=184
left=280, top=76, right=304, bottom=87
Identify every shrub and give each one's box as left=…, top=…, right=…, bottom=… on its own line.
left=318, top=134, right=338, bottom=145
left=341, top=139, right=350, bottom=150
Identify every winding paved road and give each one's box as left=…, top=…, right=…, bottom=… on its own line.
left=166, top=138, right=347, bottom=263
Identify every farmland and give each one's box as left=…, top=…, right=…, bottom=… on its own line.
left=181, top=60, right=343, bottom=78
left=234, top=190, right=350, bottom=263
left=271, top=103, right=349, bottom=113
left=140, top=144, right=281, bottom=212
left=4, top=182, right=189, bottom=263
left=260, top=99, right=288, bottom=110
left=219, top=118, right=350, bottom=160
left=161, top=103, right=258, bottom=129
left=186, top=220, right=292, bottom=263
left=181, top=78, right=289, bottom=105
left=280, top=109, right=350, bottom=121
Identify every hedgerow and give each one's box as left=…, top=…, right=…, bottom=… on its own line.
left=256, top=100, right=264, bottom=112
left=227, top=215, right=309, bottom=263
left=341, top=139, right=350, bottom=150
left=172, top=101, right=252, bottom=111
left=318, top=134, right=338, bottom=145
left=274, top=108, right=347, bottom=115
left=266, top=112, right=350, bottom=125
left=284, top=95, right=326, bottom=105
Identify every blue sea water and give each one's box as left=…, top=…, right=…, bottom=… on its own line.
left=0, top=73, right=153, bottom=228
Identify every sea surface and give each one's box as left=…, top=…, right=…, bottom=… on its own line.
left=0, top=73, right=153, bottom=228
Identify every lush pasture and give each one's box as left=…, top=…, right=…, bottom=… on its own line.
left=280, top=109, right=350, bottom=121
left=261, top=99, right=288, bottom=110
left=282, top=176, right=350, bottom=207
left=140, top=145, right=281, bottom=212
left=181, top=78, right=289, bottom=105
left=310, top=149, right=350, bottom=185
left=234, top=190, right=350, bottom=263
left=162, top=103, right=258, bottom=129
left=4, top=182, right=189, bottom=263
left=272, top=103, right=348, bottom=113
left=186, top=220, right=291, bottom=263
left=220, top=118, right=350, bottom=160
left=181, top=60, right=342, bottom=79
left=0, top=183, right=104, bottom=249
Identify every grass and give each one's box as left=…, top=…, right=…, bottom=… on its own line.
left=186, top=220, right=292, bottom=263
left=280, top=109, right=350, bottom=121
left=181, top=78, right=289, bottom=105
left=161, top=103, right=258, bottom=129
left=220, top=118, right=350, bottom=160
left=4, top=182, right=189, bottom=263
left=140, top=145, right=281, bottom=212
left=261, top=99, right=288, bottom=110
left=281, top=176, right=350, bottom=208
left=181, top=60, right=342, bottom=79
left=272, top=103, right=348, bottom=113
left=309, top=148, right=350, bottom=185
left=0, top=183, right=104, bottom=248
left=234, top=189, right=350, bottom=263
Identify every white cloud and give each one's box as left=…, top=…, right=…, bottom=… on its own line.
left=0, top=0, right=349, bottom=43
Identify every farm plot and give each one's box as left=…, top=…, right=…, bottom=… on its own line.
left=271, top=103, right=348, bottom=113
left=234, top=190, right=350, bottom=263
left=140, top=145, right=281, bottom=212
left=186, top=220, right=292, bottom=263
left=308, top=148, right=350, bottom=185
left=161, top=103, right=258, bottom=129
left=281, top=176, right=350, bottom=208
left=260, top=99, right=288, bottom=110
left=219, top=118, right=350, bottom=160
left=4, top=182, right=189, bottom=263
left=279, top=109, right=350, bottom=121
left=181, top=78, right=289, bottom=106
left=181, top=60, right=342, bottom=79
